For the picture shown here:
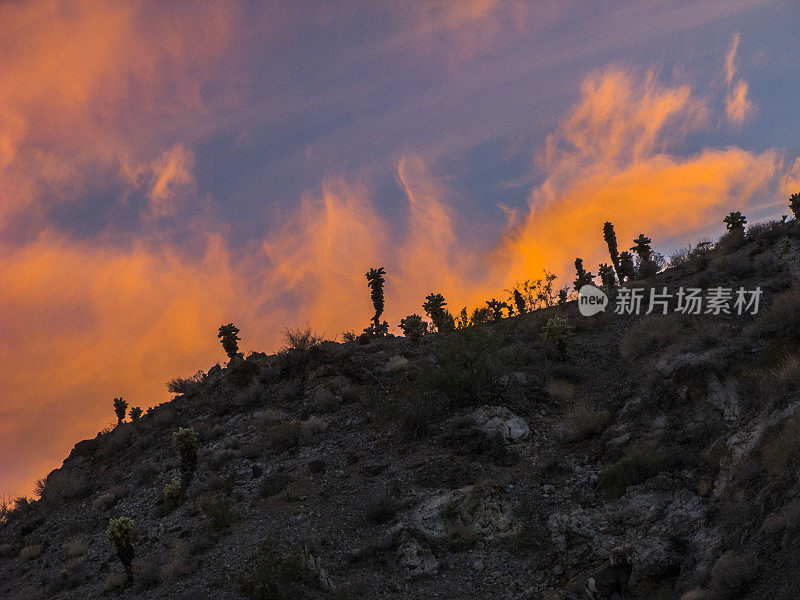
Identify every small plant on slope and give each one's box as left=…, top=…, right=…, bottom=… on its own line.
left=218, top=323, right=241, bottom=359
left=399, top=314, right=427, bottom=344
left=790, top=192, right=800, bottom=220
left=129, top=406, right=143, bottom=421
left=423, top=292, right=455, bottom=333
left=541, top=316, right=574, bottom=357
left=113, top=397, right=128, bottom=425
left=107, top=516, right=138, bottom=582
left=573, top=258, right=595, bottom=292
left=723, top=211, right=747, bottom=234
left=173, top=427, right=199, bottom=489
left=364, top=267, right=389, bottom=337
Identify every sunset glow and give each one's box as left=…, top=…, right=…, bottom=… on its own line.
left=1, top=1, right=798, bottom=498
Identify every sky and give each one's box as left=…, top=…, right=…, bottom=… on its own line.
left=1, top=0, right=799, bottom=499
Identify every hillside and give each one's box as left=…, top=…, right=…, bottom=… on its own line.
left=1, top=220, right=799, bottom=600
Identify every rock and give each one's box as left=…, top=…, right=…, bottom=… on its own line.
left=697, top=477, right=713, bottom=498
left=472, top=560, right=484, bottom=571
left=397, top=539, right=438, bottom=578
left=384, top=355, right=409, bottom=372
left=551, top=564, right=564, bottom=576
left=407, top=484, right=519, bottom=544
left=471, top=406, right=530, bottom=445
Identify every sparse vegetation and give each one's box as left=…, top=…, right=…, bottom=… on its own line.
left=173, top=427, right=199, bottom=488
left=598, top=452, right=669, bottom=498
left=790, top=192, right=800, bottom=220
left=129, top=406, right=143, bottom=421
left=423, top=292, right=455, bottom=332
left=113, top=397, right=128, bottom=425
left=399, top=313, right=427, bottom=344
left=107, top=516, right=138, bottom=582
left=218, top=323, right=242, bottom=359
left=364, top=266, right=389, bottom=337
left=541, top=316, right=574, bottom=356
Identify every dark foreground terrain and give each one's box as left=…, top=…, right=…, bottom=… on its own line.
left=1, top=221, right=799, bottom=600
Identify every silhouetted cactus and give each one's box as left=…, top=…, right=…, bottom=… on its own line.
left=423, top=293, right=455, bottom=332
left=218, top=323, right=241, bottom=359
left=573, top=258, right=596, bottom=292
left=172, top=427, right=199, bottom=489
left=631, top=234, right=659, bottom=278
left=129, top=406, right=142, bottom=421
left=456, top=307, right=469, bottom=329
left=557, top=288, right=569, bottom=308
left=365, top=267, right=388, bottom=337
left=790, top=193, right=800, bottom=220
left=599, top=263, right=616, bottom=293
left=113, top=397, right=128, bottom=425
left=399, top=314, right=427, bottom=344
left=511, top=288, right=526, bottom=315
left=723, top=211, right=747, bottom=234
left=618, top=251, right=635, bottom=281
left=470, top=306, right=493, bottom=326
left=486, top=299, right=509, bottom=322
left=107, top=517, right=137, bottom=582
left=541, top=316, right=574, bottom=357
left=603, top=221, right=623, bottom=282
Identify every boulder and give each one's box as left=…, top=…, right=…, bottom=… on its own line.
left=471, top=406, right=530, bottom=445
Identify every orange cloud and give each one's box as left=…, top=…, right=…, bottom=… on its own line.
left=723, top=33, right=756, bottom=124
left=500, top=66, right=780, bottom=283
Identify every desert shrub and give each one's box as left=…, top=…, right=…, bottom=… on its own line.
left=64, top=536, right=87, bottom=559
left=265, top=420, right=301, bottom=452
left=173, top=427, right=199, bottom=487
left=107, top=516, right=138, bottom=582
left=280, top=326, right=325, bottom=376
left=620, top=314, right=683, bottom=360
left=135, top=553, right=162, bottom=589
left=546, top=379, right=574, bottom=403
left=365, top=494, right=399, bottom=524
left=237, top=540, right=312, bottom=600
left=747, top=287, right=800, bottom=341
left=308, top=459, right=326, bottom=474
left=113, top=397, right=128, bottom=425
left=208, top=447, right=236, bottom=471
left=132, top=463, right=159, bottom=486
left=259, top=471, right=293, bottom=498
left=706, top=550, right=757, bottom=600
left=105, top=569, right=128, bottom=591
left=756, top=354, right=800, bottom=409
left=198, top=493, right=233, bottom=531
left=167, top=370, right=204, bottom=394
left=163, top=479, right=184, bottom=511
left=93, top=485, right=128, bottom=511
left=129, top=406, right=143, bottom=421
left=558, top=401, right=610, bottom=442
left=413, top=327, right=504, bottom=408
left=399, top=314, right=427, bottom=344
left=760, top=414, right=800, bottom=480
left=60, top=555, right=87, bottom=589
left=160, top=540, right=196, bottom=581
left=19, top=544, right=43, bottom=561
left=218, top=323, right=241, bottom=359
left=38, top=469, right=93, bottom=507
left=446, top=522, right=477, bottom=552
left=541, top=316, right=574, bottom=357
left=598, top=452, right=669, bottom=498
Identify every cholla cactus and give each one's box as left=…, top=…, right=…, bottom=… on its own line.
left=618, top=251, right=635, bottom=282
left=631, top=234, right=658, bottom=278
left=598, top=263, right=616, bottom=293
left=399, top=314, right=427, bottom=344
left=790, top=193, right=800, bottom=220
left=557, top=288, right=569, bottom=308
left=541, top=316, right=574, bottom=357
left=113, top=397, right=128, bottom=425
left=163, top=478, right=184, bottom=509
left=486, top=299, right=509, bottom=322
left=217, top=323, right=241, bottom=359
left=129, top=406, right=143, bottom=421
left=107, top=517, right=137, bottom=582
left=172, top=427, right=199, bottom=488
left=364, top=267, right=389, bottom=337
left=723, top=211, right=747, bottom=234
left=603, top=221, right=623, bottom=282
left=423, top=293, right=455, bottom=332
left=573, top=258, right=596, bottom=292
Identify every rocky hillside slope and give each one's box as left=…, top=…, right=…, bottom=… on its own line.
left=1, top=220, right=799, bottom=600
